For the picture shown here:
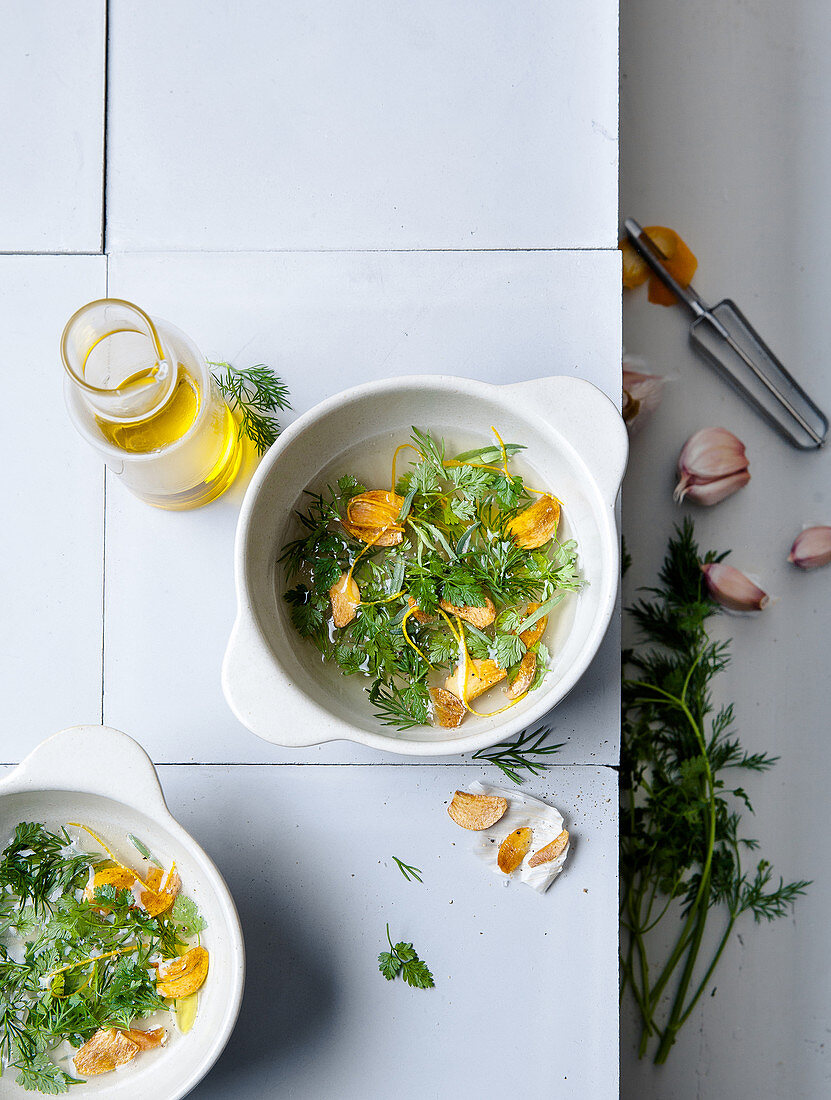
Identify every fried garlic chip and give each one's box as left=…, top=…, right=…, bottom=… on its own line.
left=123, top=1027, right=168, bottom=1051
left=528, top=829, right=570, bottom=868
left=519, top=602, right=548, bottom=648
left=141, top=868, right=181, bottom=917
left=506, top=650, right=536, bottom=700
left=74, top=1028, right=139, bottom=1076
left=447, top=790, right=508, bottom=831
left=497, top=827, right=533, bottom=874
left=439, top=594, right=496, bottom=629
left=507, top=495, right=560, bottom=550
left=330, top=573, right=361, bottom=628
left=83, top=866, right=137, bottom=903
left=341, top=490, right=404, bottom=547
left=429, top=687, right=466, bottom=729
left=445, top=657, right=506, bottom=703
left=157, top=945, right=210, bottom=999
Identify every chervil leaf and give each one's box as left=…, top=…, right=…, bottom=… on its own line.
left=401, top=958, right=435, bottom=989
left=378, top=951, right=401, bottom=981
left=170, top=895, right=207, bottom=939
left=493, top=632, right=526, bottom=670
left=379, top=925, right=434, bottom=990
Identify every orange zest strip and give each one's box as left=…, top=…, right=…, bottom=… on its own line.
left=360, top=590, right=406, bottom=606
left=67, top=823, right=152, bottom=892
left=391, top=443, right=423, bottom=495
left=45, top=945, right=138, bottom=980
left=491, top=426, right=510, bottom=477
left=401, top=605, right=431, bottom=666
left=436, top=608, right=530, bottom=719
left=344, top=525, right=401, bottom=588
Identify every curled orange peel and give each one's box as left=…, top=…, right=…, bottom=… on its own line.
left=401, top=605, right=432, bottom=666
left=67, top=823, right=152, bottom=892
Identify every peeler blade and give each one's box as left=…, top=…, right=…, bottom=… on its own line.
left=690, top=299, right=828, bottom=449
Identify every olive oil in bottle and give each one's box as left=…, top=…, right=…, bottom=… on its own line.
left=62, top=299, right=243, bottom=509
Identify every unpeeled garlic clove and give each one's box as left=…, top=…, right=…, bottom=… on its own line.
left=674, top=428, right=749, bottom=505
left=788, top=526, right=831, bottom=570
left=622, top=360, right=665, bottom=434
left=700, top=562, right=769, bottom=612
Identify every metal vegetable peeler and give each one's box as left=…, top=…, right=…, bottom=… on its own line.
left=624, top=218, right=828, bottom=449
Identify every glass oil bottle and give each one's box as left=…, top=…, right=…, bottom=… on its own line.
left=62, top=298, right=243, bottom=509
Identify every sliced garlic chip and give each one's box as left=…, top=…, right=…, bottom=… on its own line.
left=157, top=945, right=210, bottom=999
left=439, top=595, right=496, bottom=629
left=430, top=687, right=466, bottom=729
left=497, top=827, right=533, bottom=874
left=447, top=790, right=508, bottom=831
left=330, top=573, right=361, bottom=628
left=74, top=1028, right=140, bottom=1076
left=508, top=495, right=560, bottom=549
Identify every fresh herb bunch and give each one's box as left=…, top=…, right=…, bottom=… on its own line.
left=471, top=724, right=564, bottom=784
left=620, top=520, right=809, bottom=1063
left=378, top=925, right=435, bottom=989
left=210, top=360, right=291, bottom=455
left=0, top=824, right=204, bottom=1094
left=280, top=429, right=580, bottom=730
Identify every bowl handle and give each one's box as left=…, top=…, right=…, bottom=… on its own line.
left=0, top=726, right=170, bottom=814
left=503, top=376, right=628, bottom=506
left=223, top=615, right=338, bottom=746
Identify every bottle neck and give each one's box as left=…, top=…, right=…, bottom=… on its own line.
left=61, top=298, right=178, bottom=424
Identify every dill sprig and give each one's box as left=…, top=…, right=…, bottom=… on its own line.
left=471, top=724, right=564, bottom=784
left=210, top=360, right=291, bottom=455
left=391, top=857, right=423, bottom=883
left=620, top=519, right=810, bottom=1064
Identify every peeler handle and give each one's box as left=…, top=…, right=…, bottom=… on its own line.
left=623, top=218, right=709, bottom=317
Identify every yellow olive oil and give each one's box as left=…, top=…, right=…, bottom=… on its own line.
left=95, top=367, right=199, bottom=453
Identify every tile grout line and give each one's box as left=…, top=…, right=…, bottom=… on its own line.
left=100, top=0, right=110, bottom=254
left=100, top=254, right=109, bottom=725
left=99, top=0, right=110, bottom=723
left=0, top=761, right=619, bottom=769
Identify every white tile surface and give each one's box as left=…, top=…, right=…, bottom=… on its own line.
left=620, top=1, right=831, bottom=1095
left=0, top=2, right=105, bottom=252
left=0, top=760, right=617, bottom=1096
left=106, top=0, right=618, bottom=251
left=0, top=256, right=106, bottom=761
left=103, top=249, right=622, bottom=765
left=155, top=763, right=617, bottom=1099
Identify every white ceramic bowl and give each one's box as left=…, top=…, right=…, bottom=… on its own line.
left=223, top=374, right=627, bottom=756
left=0, top=726, right=245, bottom=1100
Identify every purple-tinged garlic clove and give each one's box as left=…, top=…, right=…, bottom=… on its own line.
left=700, top=562, right=769, bottom=612
left=788, top=526, right=831, bottom=570
left=622, top=361, right=665, bottom=434
left=679, top=468, right=751, bottom=506
left=675, top=428, right=749, bottom=505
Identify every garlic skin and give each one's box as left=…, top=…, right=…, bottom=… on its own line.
left=788, top=526, right=831, bottom=570
left=675, top=428, right=749, bottom=505
left=700, top=562, right=769, bottom=612
left=622, top=360, right=665, bottom=434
